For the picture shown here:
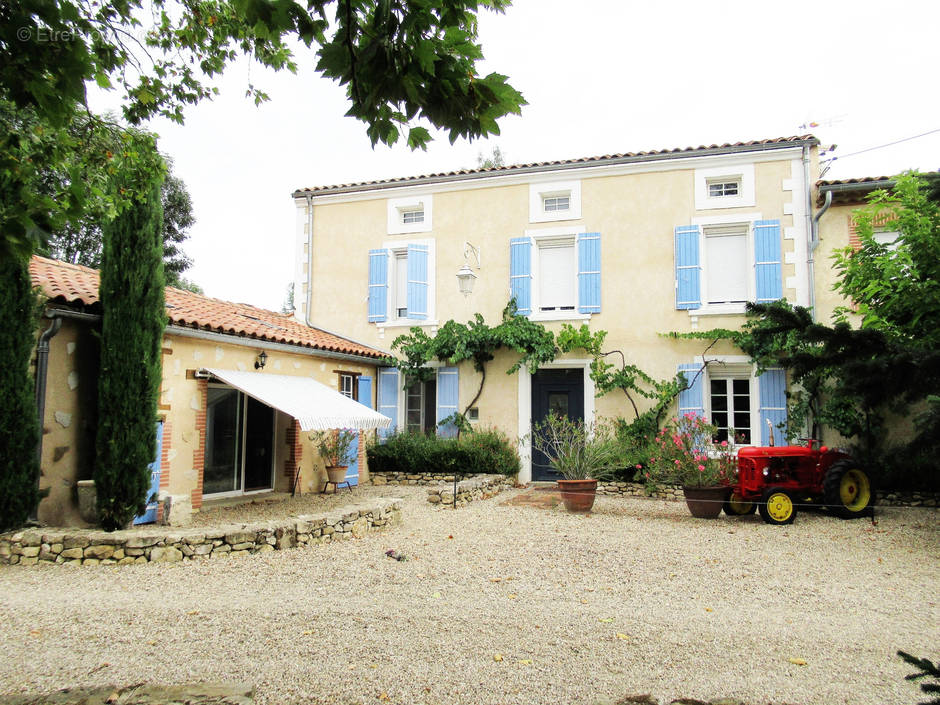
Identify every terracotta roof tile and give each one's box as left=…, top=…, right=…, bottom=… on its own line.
left=294, top=135, right=818, bottom=196
left=29, top=256, right=385, bottom=360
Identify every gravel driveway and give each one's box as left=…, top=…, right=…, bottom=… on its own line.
left=1, top=487, right=937, bottom=705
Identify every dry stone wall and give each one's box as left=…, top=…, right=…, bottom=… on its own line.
left=0, top=498, right=401, bottom=567
left=426, top=474, right=515, bottom=507
left=370, top=471, right=487, bottom=486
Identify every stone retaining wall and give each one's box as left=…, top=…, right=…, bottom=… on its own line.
left=0, top=498, right=402, bottom=567
left=370, top=471, right=488, bottom=486
left=426, top=474, right=515, bottom=507
left=595, top=481, right=939, bottom=507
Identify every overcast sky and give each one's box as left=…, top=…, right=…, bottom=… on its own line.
left=90, top=0, right=940, bottom=312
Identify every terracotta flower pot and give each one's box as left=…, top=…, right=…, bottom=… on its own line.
left=558, top=479, right=598, bottom=513
left=326, top=466, right=348, bottom=484
left=682, top=485, right=730, bottom=519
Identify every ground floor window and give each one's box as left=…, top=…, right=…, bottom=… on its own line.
left=709, top=376, right=752, bottom=444
left=405, top=378, right=437, bottom=434
left=204, top=386, right=275, bottom=495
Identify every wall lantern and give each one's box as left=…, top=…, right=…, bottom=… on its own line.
left=456, top=242, right=481, bottom=296
left=254, top=350, right=267, bottom=370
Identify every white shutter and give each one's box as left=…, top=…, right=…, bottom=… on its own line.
left=539, top=243, right=576, bottom=310
left=705, top=229, right=747, bottom=303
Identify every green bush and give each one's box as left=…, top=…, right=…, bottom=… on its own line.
left=367, top=428, right=519, bottom=478
left=608, top=412, right=661, bottom=482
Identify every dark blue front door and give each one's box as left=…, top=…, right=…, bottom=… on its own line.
left=531, top=369, right=584, bottom=481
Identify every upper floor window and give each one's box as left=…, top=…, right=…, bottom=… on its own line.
left=387, top=195, right=432, bottom=234
left=675, top=217, right=782, bottom=314
left=707, top=178, right=740, bottom=198
left=368, top=241, right=434, bottom=324
left=873, top=229, right=900, bottom=249
left=509, top=229, right=600, bottom=319
left=695, top=164, right=755, bottom=210
left=529, top=180, right=581, bottom=223
left=401, top=207, right=424, bottom=225
left=542, top=194, right=570, bottom=213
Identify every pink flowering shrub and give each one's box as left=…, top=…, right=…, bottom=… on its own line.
left=645, top=413, right=738, bottom=488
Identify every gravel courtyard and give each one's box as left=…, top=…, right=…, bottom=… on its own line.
left=1, top=486, right=937, bottom=705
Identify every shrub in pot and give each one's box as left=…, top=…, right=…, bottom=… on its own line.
left=531, top=413, right=617, bottom=512
left=644, top=413, right=736, bottom=518
left=311, top=429, right=359, bottom=485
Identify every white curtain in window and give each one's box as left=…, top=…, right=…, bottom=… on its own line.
left=539, top=244, right=575, bottom=309
left=394, top=252, right=408, bottom=315
left=706, top=232, right=747, bottom=303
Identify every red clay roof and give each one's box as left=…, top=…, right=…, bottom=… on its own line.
left=29, top=255, right=386, bottom=360
left=294, top=135, right=818, bottom=196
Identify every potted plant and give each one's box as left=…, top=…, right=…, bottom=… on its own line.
left=645, top=413, right=735, bottom=518
left=532, top=414, right=616, bottom=512
left=311, top=429, right=359, bottom=486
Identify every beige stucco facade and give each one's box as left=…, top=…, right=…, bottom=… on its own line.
left=294, top=138, right=827, bottom=481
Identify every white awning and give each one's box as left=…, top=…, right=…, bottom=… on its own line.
left=204, top=368, right=392, bottom=431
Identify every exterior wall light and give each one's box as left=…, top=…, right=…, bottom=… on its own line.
left=457, top=242, right=481, bottom=296
left=254, top=350, right=267, bottom=370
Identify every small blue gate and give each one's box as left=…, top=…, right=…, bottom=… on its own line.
left=134, top=421, right=163, bottom=525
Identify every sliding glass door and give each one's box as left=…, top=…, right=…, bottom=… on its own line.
left=204, top=386, right=274, bottom=496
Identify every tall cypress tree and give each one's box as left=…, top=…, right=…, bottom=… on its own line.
left=0, top=254, right=40, bottom=531
left=94, top=176, right=166, bottom=531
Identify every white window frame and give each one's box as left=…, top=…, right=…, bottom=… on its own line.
left=699, top=357, right=761, bottom=448
left=695, top=164, right=755, bottom=211
left=873, top=229, right=900, bottom=250
left=387, top=195, right=433, bottom=234
left=525, top=226, right=591, bottom=322
left=529, top=180, right=582, bottom=223
left=339, top=373, right=356, bottom=400
left=689, top=213, right=762, bottom=317
left=377, top=238, right=436, bottom=326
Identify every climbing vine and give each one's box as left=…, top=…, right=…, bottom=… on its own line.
left=390, top=301, right=557, bottom=427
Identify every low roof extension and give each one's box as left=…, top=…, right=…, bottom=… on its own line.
left=29, top=255, right=387, bottom=361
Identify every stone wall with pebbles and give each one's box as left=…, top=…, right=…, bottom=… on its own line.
left=426, top=474, right=515, bottom=507
left=370, top=471, right=489, bottom=486
left=0, top=498, right=402, bottom=567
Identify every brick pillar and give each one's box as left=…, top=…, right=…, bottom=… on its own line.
left=156, top=419, right=172, bottom=523
left=192, top=379, right=207, bottom=510
left=284, top=419, right=303, bottom=492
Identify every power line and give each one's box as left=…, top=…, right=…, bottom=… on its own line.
left=822, top=127, right=940, bottom=164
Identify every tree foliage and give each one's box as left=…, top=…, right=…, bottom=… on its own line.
left=94, top=174, right=167, bottom=531
left=42, top=148, right=196, bottom=287
left=0, top=254, right=41, bottom=531
left=2, top=0, right=524, bottom=145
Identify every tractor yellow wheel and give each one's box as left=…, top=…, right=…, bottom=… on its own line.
left=758, top=487, right=797, bottom=525
left=824, top=460, right=874, bottom=519
left=723, top=492, right=757, bottom=516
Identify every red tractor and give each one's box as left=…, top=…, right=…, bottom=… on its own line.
left=722, top=439, right=874, bottom=525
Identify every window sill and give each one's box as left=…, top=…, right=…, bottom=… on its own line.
left=688, top=304, right=747, bottom=317
left=374, top=319, right=439, bottom=329
left=529, top=311, right=592, bottom=323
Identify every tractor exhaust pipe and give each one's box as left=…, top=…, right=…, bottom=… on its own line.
left=766, top=419, right=775, bottom=447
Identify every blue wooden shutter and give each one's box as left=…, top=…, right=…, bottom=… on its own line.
left=577, top=232, right=601, bottom=314
left=675, top=225, right=701, bottom=310
left=377, top=368, right=399, bottom=440
left=509, top=237, right=532, bottom=315
left=754, top=219, right=783, bottom=302
left=358, top=375, right=373, bottom=409
left=345, top=433, right=360, bottom=486
left=368, top=249, right=389, bottom=322
left=677, top=363, right=705, bottom=418
left=758, top=368, right=787, bottom=445
left=406, top=244, right=429, bottom=320
left=133, top=421, right=163, bottom=525
left=436, top=367, right=459, bottom=438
